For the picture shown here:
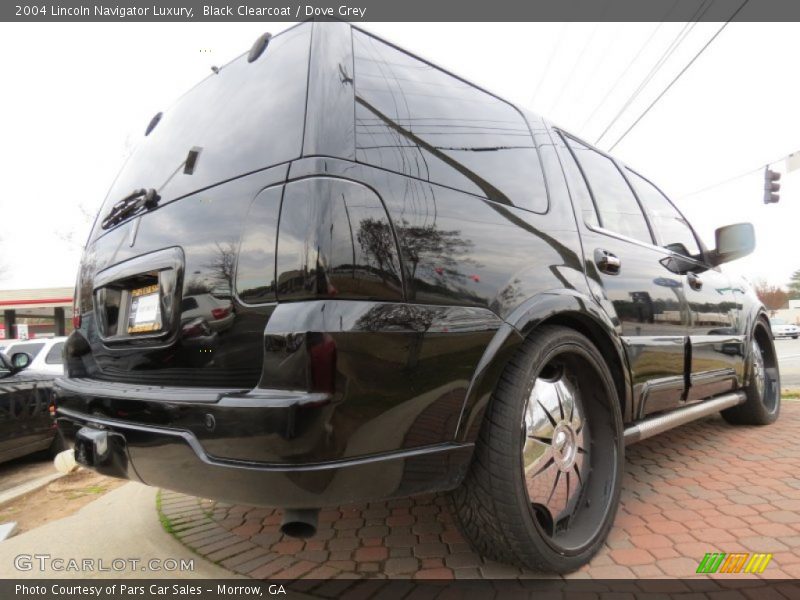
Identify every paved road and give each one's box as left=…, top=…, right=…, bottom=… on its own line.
left=0, top=482, right=241, bottom=578
left=776, top=336, right=800, bottom=388
left=162, top=402, right=800, bottom=582
left=0, top=454, right=58, bottom=494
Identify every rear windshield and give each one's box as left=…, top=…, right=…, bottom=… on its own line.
left=93, top=23, right=312, bottom=239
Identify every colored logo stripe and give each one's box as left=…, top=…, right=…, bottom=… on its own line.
left=697, top=552, right=772, bottom=574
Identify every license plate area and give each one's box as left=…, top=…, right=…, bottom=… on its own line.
left=93, top=247, right=184, bottom=343
left=127, top=284, right=162, bottom=334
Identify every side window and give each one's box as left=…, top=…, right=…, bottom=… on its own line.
left=558, top=137, right=599, bottom=228
left=45, top=342, right=64, bottom=365
left=353, top=30, right=548, bottom=212
left=627, top=170, right=700, bottom=257
left=566, top=137, right=652, bottom=244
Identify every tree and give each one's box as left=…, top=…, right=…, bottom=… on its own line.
left=754, top=280, right=788, bottom=311
left=788, top=269, right=800, bottom=300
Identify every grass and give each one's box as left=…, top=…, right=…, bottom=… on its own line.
left=156, top=490, right=177, bottom=535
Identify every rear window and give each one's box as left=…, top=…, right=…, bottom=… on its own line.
left=7, top=342, right=45, bottom=359
left=352, top=30, right=547, bottom=212
left=94, top=23, right=312, bottom=239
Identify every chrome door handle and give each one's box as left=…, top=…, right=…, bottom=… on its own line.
left=594, top=249, right=621, bottom=275
left=687, top=272, right=703, bottom=290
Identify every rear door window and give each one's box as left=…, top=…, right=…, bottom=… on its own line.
left=566, top=137, right=652, bottom=244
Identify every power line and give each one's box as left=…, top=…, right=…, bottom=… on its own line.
left=606, top=0, right=750, bottom=152
left=593, top=20, right=698, bottom=144
left=594, top=0, right=716, bottom=146
left=677, top=152, right=795, bottom=199
left=578, top=22, right=664, bottom=133
left=530, top=23, right=568, bottom=107
left=547, top=22, right=601, bottom=114
left=580, top=0, right=683, bottom=135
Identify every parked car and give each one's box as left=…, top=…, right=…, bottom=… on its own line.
left=769, top=318, right=799, bottom=339
left=3, top=337, right=67, bottom=376
left=0, top=339, right=23, bottom=354
left=55, top=23, right=779, bottom=573
left=0, top=351, right=60, bottom=464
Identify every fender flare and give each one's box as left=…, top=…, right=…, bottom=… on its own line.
left=454, top=289, right=633, bottom=444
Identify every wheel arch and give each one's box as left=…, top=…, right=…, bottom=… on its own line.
left=455, top=290, right=633, bottom=444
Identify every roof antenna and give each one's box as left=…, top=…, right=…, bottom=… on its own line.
left=211, top=66, right=220, bottom=74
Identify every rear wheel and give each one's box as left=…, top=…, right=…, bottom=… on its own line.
left=451, top=325, right=624, bottom=573
left=722, top=319, right=780, bottom=426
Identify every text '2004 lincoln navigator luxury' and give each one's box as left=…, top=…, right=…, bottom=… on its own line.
left=55, top=22, right=779, bottom=572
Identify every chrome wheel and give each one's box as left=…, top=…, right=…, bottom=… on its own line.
left=523, top=366, right=589, bottom=533
left=751, top=339, right=766, bottom=401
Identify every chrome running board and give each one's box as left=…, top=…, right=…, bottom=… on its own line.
left=624, top=391, right=746, bottom=445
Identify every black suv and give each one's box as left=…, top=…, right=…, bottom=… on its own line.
left=55, top=22, right=779, bottom=572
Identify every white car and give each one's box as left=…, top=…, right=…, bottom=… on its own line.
left=769, top=318, right=800, bottom=339
left=2, top=336, right=67, bottom=375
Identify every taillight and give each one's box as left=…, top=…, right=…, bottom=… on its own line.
left=211, top=307, right=231, bottom=320
left=72, top=304, right=81, bottom=330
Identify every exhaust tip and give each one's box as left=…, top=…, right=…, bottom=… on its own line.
left=280, top=508, right=319, bottom=539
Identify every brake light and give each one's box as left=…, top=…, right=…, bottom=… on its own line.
left=211, top=307, right=231, bottom=320
left=72, top=304, right=81, bottom=329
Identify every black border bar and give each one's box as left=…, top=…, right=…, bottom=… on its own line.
left=4, top=0, right=800, bottom=22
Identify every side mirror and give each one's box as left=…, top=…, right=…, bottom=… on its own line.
left=709, top=223, right=755, bottom=266
left=10, top=352, right=32, bottom=372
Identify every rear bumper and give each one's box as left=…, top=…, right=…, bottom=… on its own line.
left=55, top=384, right=473, bottom=509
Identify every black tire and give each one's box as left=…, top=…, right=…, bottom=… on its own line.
left=451, top=325, right=624, bottom=573
left=722, top=318, right=780, bottom=426
left=793, top=336, right=798, bottom=340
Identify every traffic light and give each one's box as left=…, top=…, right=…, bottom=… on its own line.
left=764, top=167, right=781, bottom=204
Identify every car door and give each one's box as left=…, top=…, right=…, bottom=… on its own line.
left=558, top=133, right=690, bottom=417
left=626, top=169, right=744, bottom=401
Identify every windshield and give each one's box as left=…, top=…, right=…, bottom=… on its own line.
left=92, top=23, right=311, bottom=240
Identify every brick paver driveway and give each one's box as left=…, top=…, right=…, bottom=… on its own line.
left=158, top=400, right=800, bottom=580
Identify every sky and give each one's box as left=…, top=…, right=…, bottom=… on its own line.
left=0, top=21, right=798, bottom=290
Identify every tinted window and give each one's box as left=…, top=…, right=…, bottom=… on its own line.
left=353, top=30, right=548, bottom=212
left=566, top=138, right=651, bottom=243
left=94, top=24, right=311, bottom=239
left=8, top=342, right=45, bottom=359
left=45, top=342, right=64, bottom=365
left=627, top=170, right=700, bottom=257
left=558, top=137, right=599, bottom=228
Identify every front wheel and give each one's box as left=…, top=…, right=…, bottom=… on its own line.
left=722, top=319, right=780, bottom=426
left=451, top=325, right=624, bottom=573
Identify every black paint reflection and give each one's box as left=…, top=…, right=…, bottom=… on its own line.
left=276, top=178, right=403, bottom=302
left=352, top=29, right=548, bottom=213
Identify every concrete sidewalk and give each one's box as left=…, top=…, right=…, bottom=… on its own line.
left=0, top=481, right=239, bottom=579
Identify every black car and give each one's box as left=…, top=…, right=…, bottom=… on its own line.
left=0, top=351, right=59, bottom=463
left=55, top=22, right=779, bottom=573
